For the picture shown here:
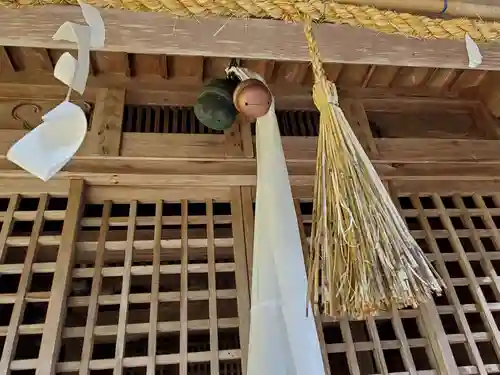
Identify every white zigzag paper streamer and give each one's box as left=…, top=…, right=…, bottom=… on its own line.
left=6, top=1, right=105, bottom=181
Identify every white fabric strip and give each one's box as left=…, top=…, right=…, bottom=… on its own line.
left=228, top=67, right=325, bottom=375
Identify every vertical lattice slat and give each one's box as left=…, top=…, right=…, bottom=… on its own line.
left=390, top=307, right=418, bottom=374
left=80, top=201, right=111, bottom=374
left=207, top=199, right=220, bottom=375
left=340, top=317, right=361, bottom=375
left=147, top=201, right=161, bottom=374
left=230, top=188, right=250, bottom=374
left=37, top=179, right=85, bottom=375
left=114, top=201, right=137, bottom=375
left=0, top=195, right=19, bottom=263
left=172, top=109, right=179, bottom=134
left=365, top=316, right=389, bottom=375
left=180, top=200, right=189, bottom=375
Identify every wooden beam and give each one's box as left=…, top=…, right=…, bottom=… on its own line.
left=0, top=6, right=499, bottom=70
left=36, top=179, right=85, bottom=375
left=0, top=151, right=498, bottom=190
left=0, top=70, right=468, bottom=109
left=89, top=88, right=125, bottom=156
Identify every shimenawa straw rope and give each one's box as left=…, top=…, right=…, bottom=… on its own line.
left=3, top=0, right=500, bottom=41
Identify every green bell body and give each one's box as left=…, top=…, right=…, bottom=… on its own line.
left=194, top=78, right=238, bottom=131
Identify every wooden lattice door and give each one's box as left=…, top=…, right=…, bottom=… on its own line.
left=0, top=182, right=250, bottom=375
left=289, top=187, right=500, bottom=375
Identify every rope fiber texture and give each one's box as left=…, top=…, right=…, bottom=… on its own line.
left=3, top=0, right=500, bottom=41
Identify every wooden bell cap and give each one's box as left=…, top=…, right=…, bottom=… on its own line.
left=233, top=79, right=272, bottom=119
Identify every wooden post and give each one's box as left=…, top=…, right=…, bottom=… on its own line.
left=36, top=179, right=85, bottom=375
left=240, top=187, right=254, bottom=284
left=90, top=88, right=126, bottom=156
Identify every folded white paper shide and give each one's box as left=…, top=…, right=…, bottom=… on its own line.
left=7, top=102, right=88, bottom=181
left=465, top=33, right=483, bottom=68
left=6, top=0, right=105, bottom=181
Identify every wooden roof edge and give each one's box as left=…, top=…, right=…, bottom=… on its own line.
left=1, top=6, right=500, bottom=71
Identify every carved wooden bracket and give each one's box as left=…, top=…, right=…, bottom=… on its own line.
left=11, top=101, right=93, bottom=130
left=11, top=103, right=42, bottom=130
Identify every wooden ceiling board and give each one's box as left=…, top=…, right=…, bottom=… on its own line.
left=241, top=60, right=275, bottom=83
left=129, top=54, right=168, bottom=79
left=168, top=56, right=204, bottom=83
left=92, top=51, right=130, bottom=76
left=391, top=67, right=433, bottom=88
left=425, top=68, right=459, bottom=91
left=7, top=47, right=52, bottom=72
left=336, top=64, right=371, bottom=87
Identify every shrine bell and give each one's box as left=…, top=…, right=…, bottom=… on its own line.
left=233, top=79, right=272, bottom=119
left=194, top=78, right=239, bottom=131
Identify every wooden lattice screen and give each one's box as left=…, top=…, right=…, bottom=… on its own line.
left=0, top=181, right=500, bottom=374
left=0, top=183, right=251, bottom=375
left=293, top=193, right=500, bottom=375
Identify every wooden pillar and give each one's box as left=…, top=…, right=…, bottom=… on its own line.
left=89, top=88, right=126, bottom=156
left=240, top=187, right=254, bottom=284
left=36, top=179, right=85, bottom=375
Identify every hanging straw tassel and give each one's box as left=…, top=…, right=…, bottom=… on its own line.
left=303, top=18, right=444, bottom=319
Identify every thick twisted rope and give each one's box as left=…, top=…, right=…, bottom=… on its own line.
left=3, top=0, right=500, bottom=41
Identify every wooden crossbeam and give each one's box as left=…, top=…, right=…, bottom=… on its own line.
left=0, top=150, right=499, bottom=195
left=0, top=75, right=466, bottom=110
left=0, top=6, right=499, bottom=70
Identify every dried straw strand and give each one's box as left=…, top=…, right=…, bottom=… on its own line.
left=304, top=18, right=444, bottom=319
